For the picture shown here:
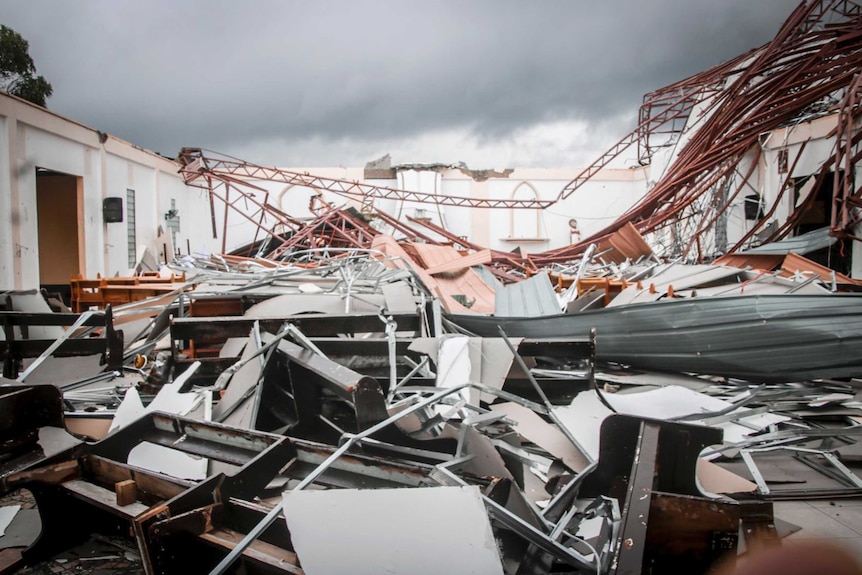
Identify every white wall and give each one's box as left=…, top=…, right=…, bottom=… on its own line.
left=0, top=93, right=220, bottom=289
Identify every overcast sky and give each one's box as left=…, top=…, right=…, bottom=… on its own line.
left=3, top=0, right=800, bottom=168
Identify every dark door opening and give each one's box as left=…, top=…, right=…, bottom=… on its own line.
left=36, top=168, right=82, bottom=305
left=793, top=170, right=852, bottom=275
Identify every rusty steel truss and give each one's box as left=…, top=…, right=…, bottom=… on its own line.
left=176, top=0, right=862, bottom=270
left=545, top=0, right=862, bottom=264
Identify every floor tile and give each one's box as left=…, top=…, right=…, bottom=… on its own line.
left=814, top=504, right=862, bottom=535
left=775, top=505, right=858, bottom=538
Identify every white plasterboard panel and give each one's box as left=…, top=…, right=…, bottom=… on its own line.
left=0, top=509, right=39, bottom=549
left=605, top=385, right=787, bottom=444
left=145, top=362, right=203, bottom=416
left=219, top=337, right=248, bottom=358
left=476, top=338, right=518, bottom=404
left=596, top=369, right=713, bottom=391
left=37, top=426, right=82, bottom=459
left=552, top=392, right=614, bottom=461
left=408, top=338, right=438, bottom=363
left=21, top=354, right=105, bottom=385
left=212, top=331, right=262, bottom=420
left=492, top=402, right=589, bottom=473
left=282, top=486, right=503, bottom=575
left=607, top=385, right=731, bottom=419
left=382, top=280, right=418, bottom=313
left=0, top=506, right=21, bottom=537
left=146, top=382, right=202, bottom=417
left=436, top=335, right=472, bottom=411
left=128, top=442, right=208, bottom=481
left=109, top=386, right=146, bottom=432
left=244, top=293, right=385, bottom=317
left=184, top=385, right=212, bottom=422
left=221, top=395, right=255, bottom=430
left=298, top=283, right=324, bottom=294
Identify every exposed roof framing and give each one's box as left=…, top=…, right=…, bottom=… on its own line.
left=548, top=0, right=862, bottom=264
left=175, top=1, right=862, bottom=270
left=178, top=148, right=554, bottom=210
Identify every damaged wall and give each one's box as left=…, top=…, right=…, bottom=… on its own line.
left=0, top=92, right=220, bottom=290
left=211, top=161, right=648, bottom=258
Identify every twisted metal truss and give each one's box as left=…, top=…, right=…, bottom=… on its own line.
left=176, top=0, right=862, bottom=272
left=544, top=0, right=862, bottom=265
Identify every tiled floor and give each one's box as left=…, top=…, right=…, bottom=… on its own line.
left=775, top=499, right=862, bottom=563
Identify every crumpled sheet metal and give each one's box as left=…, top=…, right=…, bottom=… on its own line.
left=448, top=293, right=862, bottom=382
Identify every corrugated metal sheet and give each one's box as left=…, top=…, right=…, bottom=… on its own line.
left=739, top=226, right=836, bottom=255
left=606, top=264, right=747, bottom=307
left=426, top=249, right=492, bottom=275
left=371, top=235, right=495, bottom=314
left=448, top=293, right=862, bottom=382
left=780, top=252, right=862, bottom=285
left=595, top=221, right=654, bottom=264
left=494, top=272, right=561, bottom=317
left=710, top=253, right=785, bottom=271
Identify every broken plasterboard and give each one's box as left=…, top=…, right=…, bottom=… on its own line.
left=552, top=391, right=613, bottom=461
left=422, top=335, right=519, bottom=405
left=491, top=402, right=589, bottom=473
left=0, top=506, right=21, bottom=537
left=109, top=363, right=211, bottom=480
left=604, top=385, right=787, bottom=444
left=281, top=485, right=504, bottom=575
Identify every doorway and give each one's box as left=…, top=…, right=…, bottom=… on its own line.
left=35, top=168, right=83, bottom=304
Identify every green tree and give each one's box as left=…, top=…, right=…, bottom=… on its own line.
left=0, top=25, right=52, bottom=107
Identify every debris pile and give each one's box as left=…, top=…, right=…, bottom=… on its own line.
left=2, top=224, right=862, bottom=574
left=2, top=1, right=862, bottom=572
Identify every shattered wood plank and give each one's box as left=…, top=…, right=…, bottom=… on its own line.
left=199, top=528, right=303, bottom=574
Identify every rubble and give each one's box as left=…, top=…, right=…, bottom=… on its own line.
left=3, top=224, right=862, bottom=574
left=3, top=1, right=862, bottom=573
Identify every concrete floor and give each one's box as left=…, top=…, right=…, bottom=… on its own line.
left=776, top=499, right=862, bottom=562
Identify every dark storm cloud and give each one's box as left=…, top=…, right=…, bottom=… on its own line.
left=3, top=0, right=800, bottom=162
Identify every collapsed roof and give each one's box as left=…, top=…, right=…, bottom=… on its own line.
left=177, top=1, right=862, bottom=273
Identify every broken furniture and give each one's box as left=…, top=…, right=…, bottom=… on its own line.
left=0, top=304, right=123, bottom=380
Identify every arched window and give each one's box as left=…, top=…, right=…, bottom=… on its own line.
left=509, top=182, right=542, bottom=239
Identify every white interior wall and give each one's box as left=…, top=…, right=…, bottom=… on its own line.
left=0, top=93, right=220, bottom=289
